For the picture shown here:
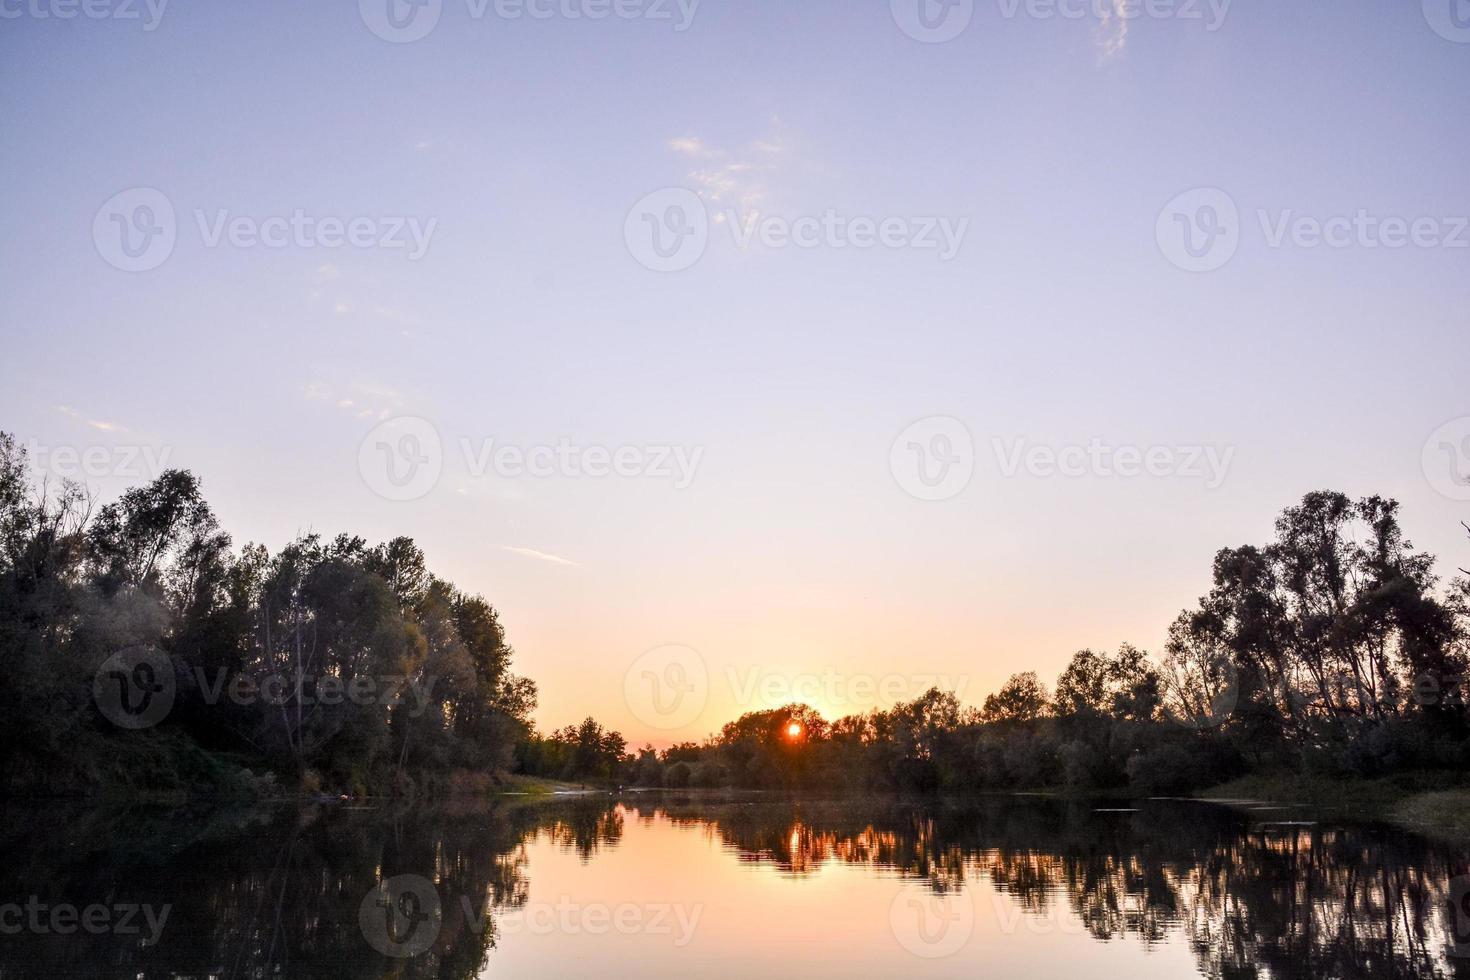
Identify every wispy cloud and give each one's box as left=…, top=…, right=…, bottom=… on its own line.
left=56, top=405, right=126, bottom=433
left=502, top=545, right=580, bottom=567
left=301, top=381, right=404, bottom=420
left=668, top=135, right=710, bottom=157
left=669, top=121, right=788, bottom=220
left=1095, top=0, right=1129, bottom=59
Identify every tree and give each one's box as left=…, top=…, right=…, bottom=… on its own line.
left=983, top=672, right=1049, bottom=723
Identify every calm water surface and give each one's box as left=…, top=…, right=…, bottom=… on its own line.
left=2, top=794, right=1467, bottom=978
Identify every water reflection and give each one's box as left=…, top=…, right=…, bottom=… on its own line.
left=1, top=795, right=1466, bottom=978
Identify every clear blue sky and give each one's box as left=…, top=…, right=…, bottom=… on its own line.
left=2, top=0, right=1468, bottom=741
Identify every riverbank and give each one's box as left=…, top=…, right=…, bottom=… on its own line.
left=1199, top=771, right=1470, bottom=840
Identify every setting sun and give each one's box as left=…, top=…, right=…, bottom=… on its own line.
left=786, top=722, right=803, bottom=739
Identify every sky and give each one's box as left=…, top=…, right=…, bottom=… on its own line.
left=2, top=0, right=1468, bottom=746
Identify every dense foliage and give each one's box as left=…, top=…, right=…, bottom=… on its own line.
left=615, top=493, right=1470, bottom=794
left=3, top=425, right=1467, bottom=799
left=0, top=433, right=536, bottom=798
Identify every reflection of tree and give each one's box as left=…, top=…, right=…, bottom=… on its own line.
left=0, top=799, right=556, bottom=980
left=533, top=798, right=626, bottom=862
left=635, top=796, right=1469, bottom=979
left=2, top=796, right=1467, bottom=979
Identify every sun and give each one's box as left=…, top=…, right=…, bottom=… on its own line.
left=786, top=721, right=803, bottom=739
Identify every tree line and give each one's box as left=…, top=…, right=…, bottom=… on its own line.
left=0, top=433, right=535, bottom=798
left=533, top=492, right=1470, bottom=794
left=3, top=426, right=1467, bottom=798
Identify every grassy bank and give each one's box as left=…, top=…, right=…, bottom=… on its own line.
left=493, top=774, right=613, bottom=796
left=1199, top=771, right=1470, bottom=839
